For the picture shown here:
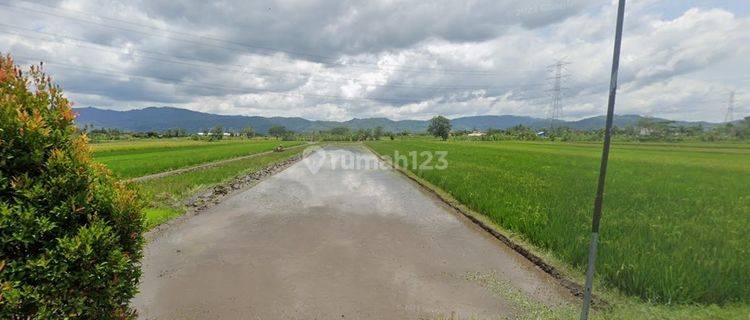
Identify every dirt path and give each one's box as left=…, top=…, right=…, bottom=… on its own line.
left=132, top=146, right=573, bottom=319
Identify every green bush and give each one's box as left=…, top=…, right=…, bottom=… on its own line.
left=0, top=55, right=144, bottom=318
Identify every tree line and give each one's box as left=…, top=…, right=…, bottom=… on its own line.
left=452, top=116, right=750, bottom=142
left=79, top=115, right=750, bottom=143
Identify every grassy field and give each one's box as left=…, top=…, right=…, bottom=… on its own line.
left=366, top=139, right=749, bottom=306
left=91, top=138, right=302, bottom=178
left=89, top=138, right=305, bottom=228
left=137, top=147, right=303, bottom=229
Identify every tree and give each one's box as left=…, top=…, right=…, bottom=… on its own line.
left=268, top=125, right=287, bottom=138
left=427, top=115, right=451, bottom=140
left=280, top=129, right=297, bottom=141
left=0, top=55, right=144, bottom=318
left=210, top=125, right=224, bottom=141
left=354, top=128, right=372, bottom=141
left=373, top=126, right=384, bottom=140
left=242, top=126, right=255, bottom=138
left=163, top=127, right=186, bottom=137
left=330, top=126, right=350, bottom=136
left=733, top=116, right=750, bottom=139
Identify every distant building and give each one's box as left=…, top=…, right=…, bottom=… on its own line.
left=467, top=131, right=486, bottom=137
left=197, top=132, right=232, bottom=136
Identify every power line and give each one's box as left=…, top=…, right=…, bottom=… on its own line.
left=0, top=1, right=504, bottom=76
left=5, top=2, right=745, bottom=108
left=0, top=25, right=549, bottom=92
left=15, top=53, right=729, bottom=120
left=5, top=3, right=735, bottom=118
left=12, top=54, right=554, bottom=106
left=9, top=55, right=421, bottom=104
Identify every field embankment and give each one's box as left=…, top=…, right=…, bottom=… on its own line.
left=91, top=139, right=305, bottom=228
left=366, top=139, right=749, bottom=306
left=138, top=147, right=303, bottom=228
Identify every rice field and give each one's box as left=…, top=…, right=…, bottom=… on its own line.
left=88, top=138, right=305, bottom=228
left=139, top=147, right=303, bottom=229
left=91, top=139, right=302, bottom=178
left=366, top=139, right=750, bottom=305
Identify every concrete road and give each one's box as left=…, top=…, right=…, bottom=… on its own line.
left=133, top=146, right=571, bottom=319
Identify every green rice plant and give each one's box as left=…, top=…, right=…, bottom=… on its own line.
left=142, top=207, right=183, bottom=230
left=138, top=148, right=302, bottom=229
left=92, top=139, right=302, bottom=178
left=90, top=138, right=223, bottom=152
left=367, top=139, right=750, bottom=305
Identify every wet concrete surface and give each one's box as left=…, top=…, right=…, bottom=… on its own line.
left=133, top=146, right=571, bottom=319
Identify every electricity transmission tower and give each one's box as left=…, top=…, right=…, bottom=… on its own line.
left=547, top=60, right=569, bottom=131
left=724, top=91, right=735, bottom=123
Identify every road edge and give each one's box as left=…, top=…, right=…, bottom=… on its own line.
left=363, top=143, right=608, bottom=308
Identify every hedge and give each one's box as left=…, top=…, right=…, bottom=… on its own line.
left=0, top=54, right=144, bottom=319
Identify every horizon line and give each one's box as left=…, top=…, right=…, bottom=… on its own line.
left=73, top=105, right=732, bottom=124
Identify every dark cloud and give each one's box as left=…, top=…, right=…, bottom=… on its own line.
left=0, top=0, right=747, bottom=122
left=138, top=0, right=594, bottom=57
left=57, top=72, right=190, bottom=104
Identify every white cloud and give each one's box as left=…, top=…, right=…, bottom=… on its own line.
left=0, top=0, right=747, bottom=122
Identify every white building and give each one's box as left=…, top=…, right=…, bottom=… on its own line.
left=197, top=132, right=232, bottom=136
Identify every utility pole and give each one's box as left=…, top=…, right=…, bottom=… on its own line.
left=547, top=60, right=569, bottom=132
left=724, top=91, right=735, bottom=123
left=580, top=0, right=626, bottom=319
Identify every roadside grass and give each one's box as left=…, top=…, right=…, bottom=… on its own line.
left=600, top=299, right=750, bottom=320
left=466, top=271, right=750, bottom=320
left=137, top=147, right=303, bottom=229
left=142, top=207, right=183, bottom=230
left=366, top=140, right=749, bottom=309
left=92, top=138, right=302, bottom=178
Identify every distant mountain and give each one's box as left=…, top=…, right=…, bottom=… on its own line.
left=73, top=106, right=722, bottom=134
left=75, top=107, right=275, bottom=133
left=73, top=107, right=428, bottom=133
left=561, top=114, right=721, bottom=130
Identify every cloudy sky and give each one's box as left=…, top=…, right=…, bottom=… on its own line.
left=1, top=0, right=747, bottom=122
